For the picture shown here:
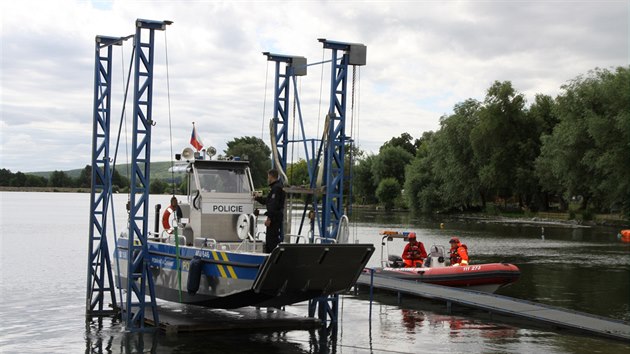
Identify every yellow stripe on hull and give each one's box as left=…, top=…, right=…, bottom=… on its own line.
left=211, top=251, right=228, bottom=278
left=220, top=252, right=238, bottom=279
left=210, top=251, right=238, bottom=279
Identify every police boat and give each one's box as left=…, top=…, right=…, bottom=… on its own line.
left=366, top=231, right=520, bottom=293
left=115, top=147, right=374, bottom=309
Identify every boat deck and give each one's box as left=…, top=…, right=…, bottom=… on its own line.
left=356, top=271, right=630, bottom=343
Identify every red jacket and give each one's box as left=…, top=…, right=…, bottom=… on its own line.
left=449, top=243, right=469, bottom=265
left=402, top=241, right=427, bottom=261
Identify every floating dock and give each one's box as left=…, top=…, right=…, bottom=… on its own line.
left=356, top=272, right=630, bottom=343
left=143, top=303, right=321, bottom=334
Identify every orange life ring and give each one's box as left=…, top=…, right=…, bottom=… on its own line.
left=162, top=206, right=176, bottom=233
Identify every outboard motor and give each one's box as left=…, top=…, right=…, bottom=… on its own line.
left=426, top=245, right=446, bottom=268
left=387, top=254, right=405, bottom=268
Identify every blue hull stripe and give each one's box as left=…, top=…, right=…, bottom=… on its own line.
left=117, top=238, right=265, bottom=280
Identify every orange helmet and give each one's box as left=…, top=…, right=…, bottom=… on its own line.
left=449, top=237, right=460, bottom=244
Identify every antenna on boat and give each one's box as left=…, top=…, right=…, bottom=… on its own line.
left=164, top=29, right=177, bottom=195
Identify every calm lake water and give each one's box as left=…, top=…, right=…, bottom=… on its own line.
left=1, top=192, right=629, bottom=353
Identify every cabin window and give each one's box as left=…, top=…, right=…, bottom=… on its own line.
left=196, top=169, right=251, bottom=193
left=189, top=173, right=198, bottom=195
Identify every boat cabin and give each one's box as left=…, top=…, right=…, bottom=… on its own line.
left=177, top=159, right=258, bottom=248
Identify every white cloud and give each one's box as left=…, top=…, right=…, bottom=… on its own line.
left=1, top=0, right=628, bottom=172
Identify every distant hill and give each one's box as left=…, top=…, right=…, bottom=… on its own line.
left=29, top=169, right=83, bottom=179
left=29, top=161, right=185, bottom=181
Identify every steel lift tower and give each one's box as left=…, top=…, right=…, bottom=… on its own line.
left=125, top=19, right=171, bottom=331
left=265, top=39, right=366, bottom=325
left=87, top=19, right=171, bottom=332
left=309, top=39, right=366, bottom=325
left=86, top=35, right=128, bottom=317
left=317, top=39, right=366, bottom=243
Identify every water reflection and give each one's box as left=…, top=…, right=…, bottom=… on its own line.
left=85, top=317, right=160, bottom=354
left=400, top=308, right=423, bottom=332
left=399, top=307, right=520, bottom=340
left=307, top=326, right=338, bottom=354
left=120, top=332, right=159, bottom=354
left=85, top=318, right=116, bottom=354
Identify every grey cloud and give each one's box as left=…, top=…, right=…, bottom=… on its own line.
left=1, top=1, right=627, bottom=173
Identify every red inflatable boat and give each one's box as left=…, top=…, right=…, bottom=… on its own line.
left=369, top=231, right=521, bottom=293
left=369, top=262, right=521, bottom=293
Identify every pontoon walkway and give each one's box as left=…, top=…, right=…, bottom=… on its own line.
left=356, top=271, right=630, bottom=343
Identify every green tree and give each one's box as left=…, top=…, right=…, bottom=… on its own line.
left=286, top=159, right=309, bottom=186
left=371, top=145, right=413, bottom=186
left=178, top=177, right=188, bottom=195
left=528, top=94, right=559, bottom=135
left=10, top=172, right=26, bottom=187
left=225, top=136, right=271, bottom=188
left=76, top=165, right=92, bottom=188
left=404, top=131, right=442, bottom=213
left=432, top=99, right=483, bottom=209
left=49, top=170, right=72, bottom=187
left=0, top=169, right=12, bottom=186
left=149, top=179, right=168, bottom=194
left=112, top=168, right=130, bottom=190
left=536, top=67, right=630, bottom=214
left=583, top=67, right=630, bottom=214
left=376, top=177, right=400, bottom=210
left=520, top=94, right=559, bottom=211
left=381, top=132, right=417, bottom=156
left=470, top=81, right=528, bottom=205
left=353, top=154, right=378, bottom=204
left=25, top=174, right=47, bottom=187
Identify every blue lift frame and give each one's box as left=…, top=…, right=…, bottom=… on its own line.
left=87, top=19, right=171, bottom=331
left=124, top=19, right=171, bottom=331
left=86, top=35, right=127, bottom=316
left=262, top=52, right=307, bottom=173
left=264, top=39, right=366, bottom=325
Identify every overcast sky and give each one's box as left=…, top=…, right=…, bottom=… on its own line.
left=1, top=0, right=628, bottom=173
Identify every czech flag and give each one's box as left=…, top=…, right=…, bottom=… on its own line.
left=190, top=124, right=204, bottom=151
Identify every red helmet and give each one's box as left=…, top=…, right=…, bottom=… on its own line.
left=449, top=237, right=460, bottom=244
left=408, top=232, right=417, bottom=240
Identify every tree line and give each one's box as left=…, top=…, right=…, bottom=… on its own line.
left=0, top=166, right=130, bottom=191
left=352, top=67, right=629, bottom=218
left=0, top=136, right=273, bottom=195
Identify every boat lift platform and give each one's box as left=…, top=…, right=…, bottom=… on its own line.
left=356, top=271, right=630, bottom=343
left=143, top=302, right=321, bottom=334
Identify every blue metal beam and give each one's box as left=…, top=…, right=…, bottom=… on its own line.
left=308, top=38, right=366, bottom=326
left=86, top=35, right=125, bottom=316
left=319, top=39, right=350, bottom=243
left=263, top=52, right=306, bottom=173
left=125, top=19, right=171, bottom=331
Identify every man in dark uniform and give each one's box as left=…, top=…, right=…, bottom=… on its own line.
left=254, top=169, right=286, bottom=253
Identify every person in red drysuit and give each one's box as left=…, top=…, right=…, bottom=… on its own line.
left=401, top=232, right=427, bottom=267
left=449, top=236, right=469, bottom=266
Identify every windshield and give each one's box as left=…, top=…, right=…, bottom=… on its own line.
left=196, top=168, right=251, bottom=193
